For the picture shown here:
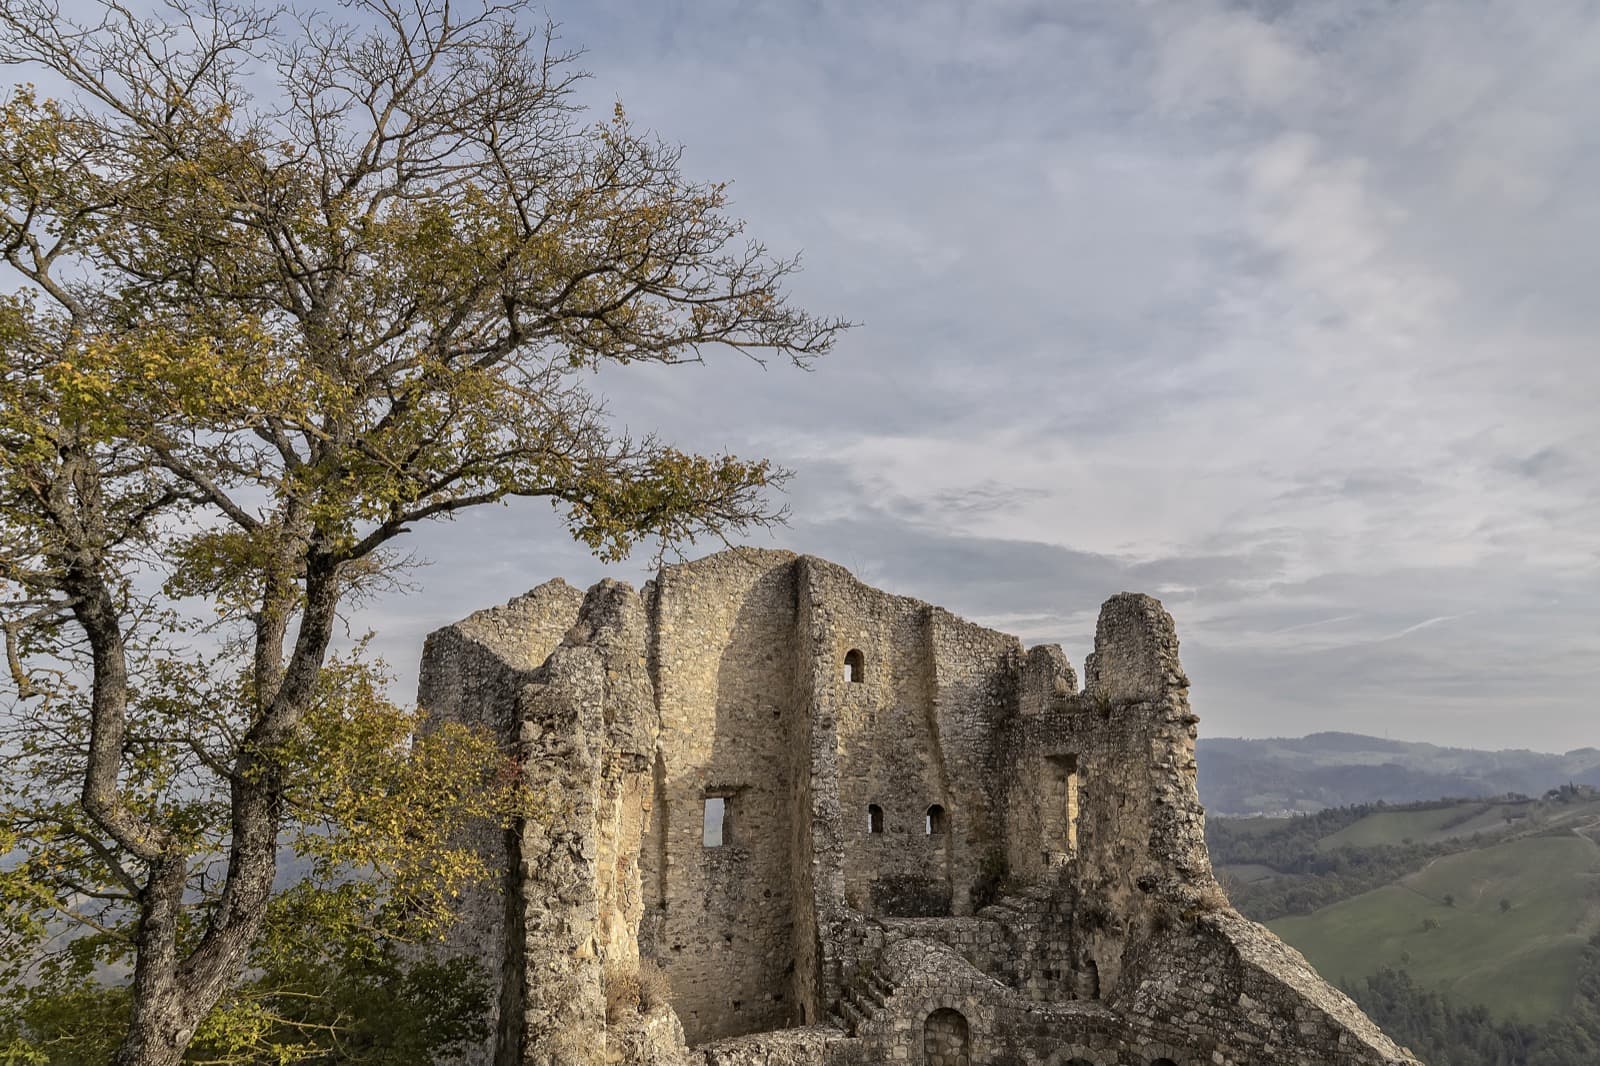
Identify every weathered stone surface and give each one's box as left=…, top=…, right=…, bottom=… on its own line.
left=420, top=549, right=1425, bottom=1066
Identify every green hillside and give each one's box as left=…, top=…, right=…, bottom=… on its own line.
left=1315, top=799, right=1540, bottom=850
left=1272, top=834, right=1600, bottom=1021
left=1210, top=787, right=1600, bottom=1029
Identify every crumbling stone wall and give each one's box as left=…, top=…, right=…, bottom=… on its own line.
left=418, top=549, right=1425, bottom=1066
left=638, top=551, right=806, bottom=1043
left=998, top=593, right=1214, bottom=1002
left=414, top=579, right=585, bottom=1065
left=815, top=562, right=952, bottom=919
left=502, top=581, right=660, bottom=1065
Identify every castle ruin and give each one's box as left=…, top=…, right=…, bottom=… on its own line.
left=418, top=548, right=1423, bottom=1066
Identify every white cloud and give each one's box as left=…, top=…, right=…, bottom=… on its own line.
left=1147, top=3, right=1317, bottom=116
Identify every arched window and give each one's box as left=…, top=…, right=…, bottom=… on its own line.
left=925, top=804, right=946, bottom=836
left=1075, top=959, right=1099, bottom=1001
left=844, top=649, right=865, bottom=683
left=922, top=1008, right=969, bottom=1066
left=868, top=804, right=884, bottom=834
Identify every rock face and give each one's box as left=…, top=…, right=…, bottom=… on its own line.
left=418, top=549, right=1424, bottom=1066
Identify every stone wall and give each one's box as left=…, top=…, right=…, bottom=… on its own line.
left=500, top=581, right=660, bottom=1065
left=924, top=608, right=1022, bottom=916
left=807, top=561, right=995, bottom=922
left=413, top=579, right=585, bottom=1065
left=417, top=550, right=1425, bottom=1066
left=641, top=551, right=806, bottom=1043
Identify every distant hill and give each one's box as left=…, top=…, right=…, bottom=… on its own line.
left=1207, top=790, right=1600, bottom=1064
left=1198, top=732, right=1600, bottom=815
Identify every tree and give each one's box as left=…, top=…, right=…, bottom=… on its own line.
left=0, top=2, right=847, bottom=1063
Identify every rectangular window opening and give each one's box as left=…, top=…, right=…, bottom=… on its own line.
left=1046, top=754, right=1080, bottom=858
left=703, top=795, right=731, bottom=847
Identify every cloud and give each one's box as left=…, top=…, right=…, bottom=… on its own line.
left=310, top=0, right=1600, bottom=753
left=1147, top=3, right=1318, bottom=116
left=1377, top=615, right=1463, bottom=642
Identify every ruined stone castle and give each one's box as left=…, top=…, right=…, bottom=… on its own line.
left=418, top=549, right=1423, bottom=1066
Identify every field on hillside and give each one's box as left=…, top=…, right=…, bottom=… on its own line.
left=1315, top=799, right=1539, bottom=850
left=1272, top=834, right=1600, bottom=1021
left=1211, top=790, right=1600, bottom=1025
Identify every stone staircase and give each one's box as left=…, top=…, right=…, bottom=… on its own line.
left=831, top=968, right=895, bottom=1036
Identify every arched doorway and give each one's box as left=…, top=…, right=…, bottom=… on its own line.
left=923, top=1008, right=970, bottom=1066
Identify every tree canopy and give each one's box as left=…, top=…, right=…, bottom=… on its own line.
left=0, top=1, right=846, bottom=1062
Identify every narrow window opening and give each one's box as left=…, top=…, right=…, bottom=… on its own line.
left=868, top=804, right=884, bottom=834
left=925, top=804, right=946, bottom=836
left=1044, top=754, right=1080, bottom=862
left=844, top=648, right=865, bottom=684
left=703, top=795, right=731, bottom=847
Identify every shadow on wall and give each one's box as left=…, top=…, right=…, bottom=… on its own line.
left=644, top=561, right=803, bottom=1044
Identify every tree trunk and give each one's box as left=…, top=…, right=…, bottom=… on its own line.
left=113, top=859, right=198, bottom=1066
left=111, top=558, right=339, bottom=1064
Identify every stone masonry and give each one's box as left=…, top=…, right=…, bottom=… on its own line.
left=417, top=548, right=1426, bottom=1066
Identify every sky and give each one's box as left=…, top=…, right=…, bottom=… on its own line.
left=41, top=0, right=1600, bottom=751
left=376, top=0, right=1600, bottom=753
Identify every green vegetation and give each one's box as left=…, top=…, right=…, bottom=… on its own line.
left=1272, top=835, right=1600, bottom=1021
left=0, top=941, right=490, bottom=1065
left=1210, top=802, right=1467, bottom=920
left=1349, top=942, right=1600, bottom=1066
left=1212, top=789, right=1600, bottom=921
left=1210, top=787, right=1600, bottom=1061
left=0, top=0, right=843, bottom=1060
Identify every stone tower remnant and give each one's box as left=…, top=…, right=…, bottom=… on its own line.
left=418, top=549, right=1423, bottom=1066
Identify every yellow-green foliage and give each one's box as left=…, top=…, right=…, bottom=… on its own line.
left=0, top=1, right=843, bottom=1058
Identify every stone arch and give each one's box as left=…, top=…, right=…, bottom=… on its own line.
left=868, top=803, right=884, bottom=834
left=926, top=804, right=947, bottom=836
left=922, top=1007, right=970, bottom=1066
left=844, top=648, right=865, bottom=683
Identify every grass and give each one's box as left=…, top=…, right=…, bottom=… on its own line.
left=1221, top=816, right=1293, bottom=837
left=1219, top=863, right=1280, bottom=884
left=1316, top=796, right=1600, bottom=852
left=1271, top=834, right=1600, bottom=1022
left=1316, top=805, right=1484, bottom=850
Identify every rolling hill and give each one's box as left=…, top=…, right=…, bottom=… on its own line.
left=1198, top=732, right=1600, bottom=815
left=1209, top=789, right=1600, bottom=1064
